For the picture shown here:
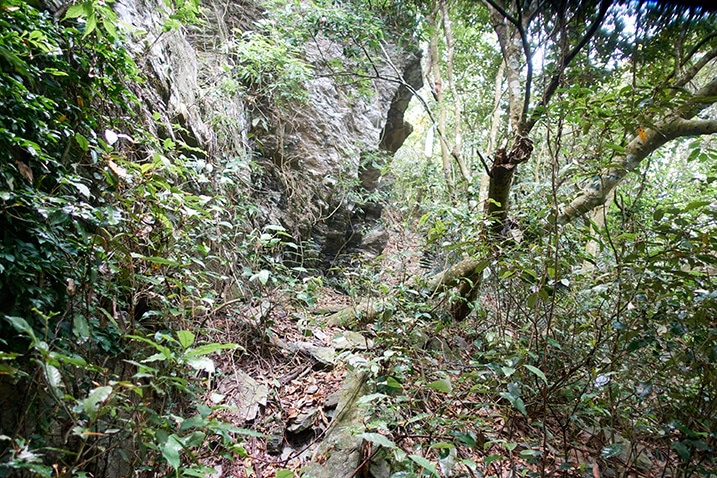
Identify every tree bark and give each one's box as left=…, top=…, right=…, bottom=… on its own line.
left=428, top=7, right=453, bottom=191
left=440, top=0, right=470, bottom=183
left=480, top=60, right=506, bottom=205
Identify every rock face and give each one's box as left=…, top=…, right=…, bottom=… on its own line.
left=252, top=35, right=423, bottom=264
left=114, top=0, right=422, bottom=267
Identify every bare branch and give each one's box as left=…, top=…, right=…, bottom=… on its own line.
left=681, top=31, right=717, bottom=69
left=482, top=0, right=520, bottom=29
left=523, top=0, right=610, bottom=133
left=671, top=45, right=717, bottom=88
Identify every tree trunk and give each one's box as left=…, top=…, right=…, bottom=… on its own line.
left=428, top=8, right=453, bottom=191
left=440, top=0, right=470, bottom=183
left=480, top=60, right=505, bottom=205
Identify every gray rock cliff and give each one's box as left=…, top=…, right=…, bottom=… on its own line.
left=114, top=0, right=422, bottom=267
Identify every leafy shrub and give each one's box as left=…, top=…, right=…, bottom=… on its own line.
left=0, top=1, right=260, bottom=474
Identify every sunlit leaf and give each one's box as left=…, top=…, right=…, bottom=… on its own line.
left=83, top=385, right=112, bottom=420
left=523, top=364, right=548, bottom=385
left=427, top=378, right=452, bottom=394
left=161, top=434, right=183, bottom=469
left=184, top=343, right=238, bottom=357
left=64, top=3, right=86, bottom=19
left=359, top=432, right=396, bottom=449
left=176, top=330, right=195, bottom=349
left=42, top=363, right=63, bottom=397
left=186, top=356, right=215, bottom=373
left=83, top=13, right=97, bottom=38
left=408, top=454, right=438, bottom=476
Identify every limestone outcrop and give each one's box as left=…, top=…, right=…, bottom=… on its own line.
left=114, top=0, right=422, bottom=266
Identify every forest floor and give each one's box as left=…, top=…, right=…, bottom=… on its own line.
left=198, top=220, right=425, bottom=477
left=196, top=219, right=676, bottom=478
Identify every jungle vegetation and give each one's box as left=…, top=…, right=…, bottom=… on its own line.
left=1, top=0, right=716, bottom=476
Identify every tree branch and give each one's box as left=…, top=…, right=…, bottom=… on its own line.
left=558, top=76, right=717, bottom=225
left=482, top=0, right=520, bottom=29
left=671, top=45, right=717, bottom=89
left=523, top=0, right=610, bottom=133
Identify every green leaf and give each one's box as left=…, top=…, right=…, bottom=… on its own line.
left=49, top=351, right=87, bottom=367
left=452, top=431, right=477, bottom=447
left=176, top=330, right=195, bottom=349
left=605, top=142, right=625, bottom=154
left=499, top=391, right=527, bottom=415
left=430, top=442, right=455, bottom=449
left=180, top=415, right=207, bottom=431
left=3, top=315, right=38, bottom=345
left=672, top=441, right=691, bottom=461
left=42, top=363, right=64, bottom=397
left=64, top=3, right=87, bottom=19
left=74, top=133, right=90, bottom=152
left=103, top=16, right=117, bottom=39
left=601, top=443, right=625, bottom=458
left=129, top=253, right=188, bottom=267
left=684, top=200, right=711, bottom=211
left=44, top=67, right=69, bottom=77
left=408, top=454, right=438, bottom=476
left=229, top=443, right=249, bottom=457
left=127, top=334, right=173, bottom=360
left=233, top=427, right=265, bottom=437
left=73, top=315, right=91, bottom=340
left=83, top=13, right=98, bottom=38
left=359, top=432, right=396, bottom=449
left=83, top=385, right=112, bottom=420
left=523, top=364, right=548, bottom=385
left=275, top=470, right=294, bottom=478
left=161, top=434, right=183, bottom=469
left=182, top=467, right=218, bottom=477
left=264, top=224, right=286, bottom=232
left=142, top=352, right=168, bottom=363
left=427, top=378, right=452, bottom=394
left=251, top=269, right=270, bottom=285
left=184, top=343, right=238, bottom=357
left=70, top=181, right=91, bottom=198
left=500, top=270, right=516, bottom=279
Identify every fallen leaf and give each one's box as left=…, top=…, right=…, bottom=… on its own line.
left=592, top=461, right=600, bottom=478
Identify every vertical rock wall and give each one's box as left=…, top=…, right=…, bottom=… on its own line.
left=114, top=0, right=422, bottom=267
